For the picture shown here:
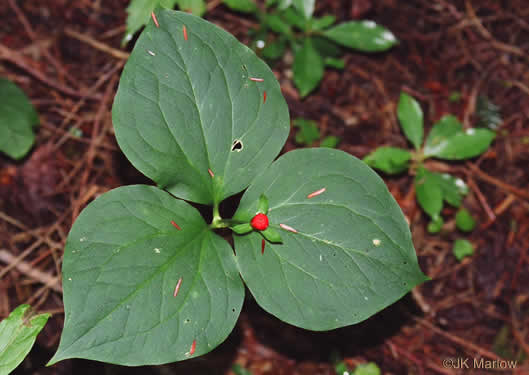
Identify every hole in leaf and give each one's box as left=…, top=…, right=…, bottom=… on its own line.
left=231, top=139, right=243, bottom=152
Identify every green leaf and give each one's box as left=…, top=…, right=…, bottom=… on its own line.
left=279, top=7, right=307, bottom=30
left=427, top=216, right=443, bottom=234
left=453, top=239, right=474, bottom=261
left=435, top=172, right=468, bottom=207
left=310, top=15, right=336, bottom=31
left=320, top=135, right=340, bottom=148
left=0, top=78, right=39, bottom=160
left=293, top=38, right=324, bottom=97
left=455, top=208, right=476, bottom=232
left=176, top=0, right=206, bottom=15
left=113, top=10, right=290, bottom=205
left=232, top=223, right=253, bottom=234
left=223, top=0, right=257, bottom=13
left=363, top=147, right=411, bottom=174
left=292, top=0, right=315, bottom=19
left=293, top=118, right=320, bottom=145
left=425, top=127, right=495, bottom=160
left=261, top=37, right=287, bottom=60
left=323, top=57, right=345, bottom=69
left=322, top=21, right=398, bottom=52
left=424, top=115, right=462, bottom=156
left=335, top=361, right=350, bottom=375
left=414, top=167, right=442, bottom=220
left=49, top=185, right=244, bottom=365
left=397, top=93, right=424, bottom=150
left=0, top=305, right=50, bottom=375
left=233, top=148, right=427, bottom=330
left=123, top=0, right=179, bottom=44
left=312, top=36, right=342, bottom=58
left=258, top=194, right=269, bottom=213
left=354, top=362, right=381, bottom=375
left=265, top=13, right=292, bottom=35
left=261, top=227, right=282, bottom=243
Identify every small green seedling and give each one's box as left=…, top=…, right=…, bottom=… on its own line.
left=232, top=363, right=253, bottom=375
left=364, top=92, right=495, bottom=233
left=50, top=10, right=426, bottom=367
left=0, top=304, right=50, bottom=375
left=0, top=78, right=39, bottom=160
left=251, top=0, right=397, bottom=97
left=453, top=239, right=474, bottom=261
left=293, top=118, right=341, bottom=147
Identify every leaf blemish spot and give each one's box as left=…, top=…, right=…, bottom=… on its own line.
left=151, top=12, right=159, bottom=28
left=80, top=237, right=87, bottom=242
left=263, top=91, right=267, bottom=103
left=147, top=50, right=156, bottom=56
left=280, top=223, right=297, bottom=233
left=231, top=139, right=243, bottom=152
left=173, top=277, right=183, bottom=297
left=171, top=220, right=182, bottom=230
left=307, top=187, right=326, bottom=199
left=372, top=239, right=381, bottom=246
left=183, top=25, right=188, bottom=41
left=154, top=248, right=161, bottom=253
left=208, top=168, right=214, bottom=178
left=261, top=239, right=265, bottom=254
left=250, top=77, right=264, bottom=82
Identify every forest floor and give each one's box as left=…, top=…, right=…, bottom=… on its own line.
left=1, top=0, right=529, bottom=374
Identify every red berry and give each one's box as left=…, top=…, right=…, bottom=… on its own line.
left=250, top=213, right=269, bottom=231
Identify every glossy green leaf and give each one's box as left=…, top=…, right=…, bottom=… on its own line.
left=453, top=239, right=474, bottom=261
left=414, top=167, right=442, bottom=220
left=425, top=127, right=495, bottom=160
left=322, top=21, right=397, bottom=52
left=293, top=118, right=320, bottom=145
left=424, top=115, right=462, bottom=156
left=397, top=93, right=423, bottom=150
left=323, top=57, right=345, bottom=69
left=49, top=185, right=244, bottom=365
left=223, top=0, right=257, bottom=13
left=435, top=172, right=468, bottom=207
left=320, top=135, right=340, bottom=148
left=455, top=208, right=476, bottom=232
left=0, top=305, right=50, bottom=375
left=363, top=146, right=411, bottom=174
left=312, top=36, right=342, bottom=58
left=292, top=0, right=315, bottom=19
left=310, top=15, right=336, bottom=31
left=293, top=38, right=324, bottom=97
left=427, top=216, right=443, bottom=234
left=233, top=148, right=427, bottom=330
left=0, top=78, right=39, bottom=160
left=113, top=10, right=290, bottom=205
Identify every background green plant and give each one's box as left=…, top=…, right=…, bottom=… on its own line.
left=363, top=92, right=495, bottom=257
left=0, top=78, right=39, bottom=160
left=0, top=304, right=50, bottom=375
left=293, top=117, right=340, bottom=147
left=123, top=0, right=397, bottom=97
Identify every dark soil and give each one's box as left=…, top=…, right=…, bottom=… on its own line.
left=1, top=1, right=529, bottom=374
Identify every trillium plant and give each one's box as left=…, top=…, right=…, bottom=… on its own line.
left=49, top=10, right=426, bottom=367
